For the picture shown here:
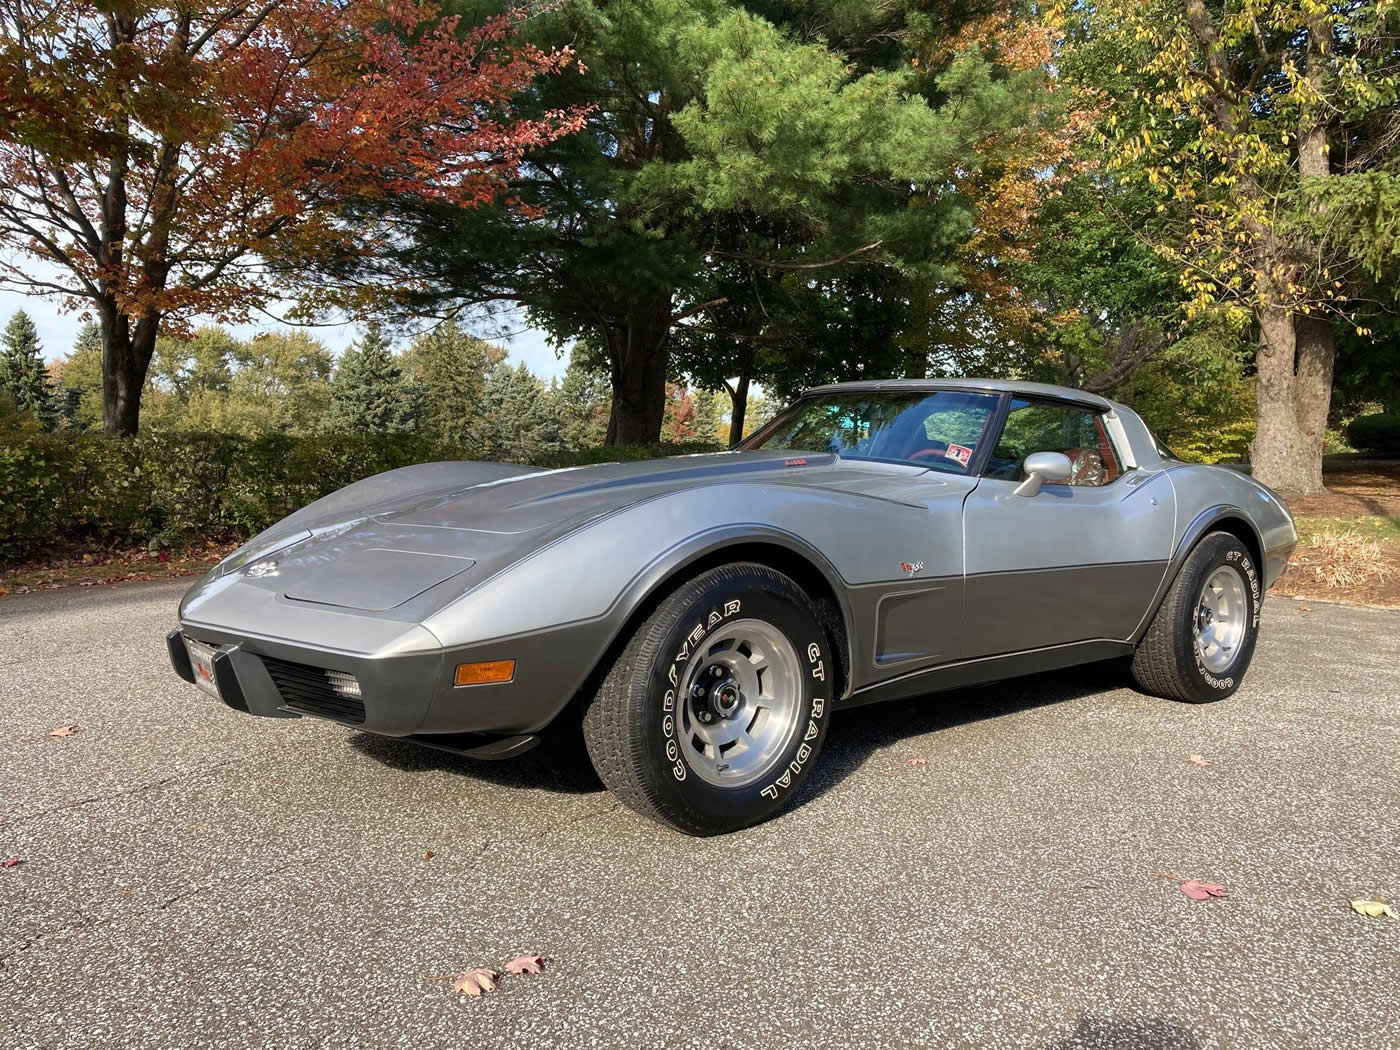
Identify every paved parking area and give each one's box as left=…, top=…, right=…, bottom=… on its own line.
left=2, top=581, right=1397, bottom=1049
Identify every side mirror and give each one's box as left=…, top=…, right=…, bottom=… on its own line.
left=1014, top=451, right=1073, bottom=497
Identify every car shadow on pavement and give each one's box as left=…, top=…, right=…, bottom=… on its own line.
left=1043, top=1015, right=1202, bottom=1050
left=348, top=658, right=1132, bottom=803
left=795, top=658, right=1132, bottom=809
left=348, top=725, right=606, bottom=795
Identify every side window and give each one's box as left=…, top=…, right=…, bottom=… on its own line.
left=984, top=399, right=1123, bottom=486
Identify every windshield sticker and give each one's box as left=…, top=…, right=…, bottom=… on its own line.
left=945, top=444, right=972, bottom=467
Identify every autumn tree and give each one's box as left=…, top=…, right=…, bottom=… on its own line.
left=1079, top=0, right=1400, bottom=493
left=0, top=0, right=582, bottom=435
left=968, top=174, right=1186, bottom=391
left=150, top=327, right=237, bottom=403
left=50, top=319, right=103, bottom=428
left=172, top=330, right=335, bottom=434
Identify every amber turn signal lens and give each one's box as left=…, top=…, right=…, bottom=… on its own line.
left=454, top=659, right=516, bottom=686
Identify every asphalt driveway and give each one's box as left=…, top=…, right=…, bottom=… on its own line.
left=2, top=581, right=1397, bottom=1049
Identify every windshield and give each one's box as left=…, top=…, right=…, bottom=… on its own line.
left=741, top=390, right=1001, bottom=474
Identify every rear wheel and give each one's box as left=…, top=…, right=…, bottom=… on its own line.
left=1131, top=531, right=1262, bottom=703
left=582, top=563, right=834, bottom=835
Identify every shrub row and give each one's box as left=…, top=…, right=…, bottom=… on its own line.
left=1345, top=412, right=1400, bottom=455
left=0, top=430, right=722, bottom=563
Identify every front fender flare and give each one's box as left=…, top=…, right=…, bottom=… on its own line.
left=599, top=523, right=857, bottom=697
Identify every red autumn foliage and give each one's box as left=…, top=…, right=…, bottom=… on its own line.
left=0, top=0, right=585, bottom=432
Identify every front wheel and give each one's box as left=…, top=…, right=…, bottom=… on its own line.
left=582, top=563, right=835, bottom=835
left=1131, top=531, right=1262, bottom=703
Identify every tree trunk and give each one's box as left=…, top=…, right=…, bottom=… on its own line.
left=1251, top=305, right=1328, bottom=496
left=1292, top=313, right=1334, bottom=488
left=99, top=299, right=159, bottom=436
left=1255, top=6, right=1334, bottom=497
left=603, top=297, right=673, bottom=445
left=727, top=371, right=751, bottom=446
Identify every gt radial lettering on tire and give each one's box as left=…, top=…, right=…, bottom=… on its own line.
left=760, top=639, right=826, bottom=801
left=582, top=562, right=835, bottom=836
left=1131, top=531, right=1262, bottom=704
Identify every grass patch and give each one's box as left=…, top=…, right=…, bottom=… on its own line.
left=1294, top=514, right=1400, bottom=544
left=1290, top=516, right=1399, bottom=591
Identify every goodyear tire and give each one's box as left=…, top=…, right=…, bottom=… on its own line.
left=582, top=563, right=834, bottom=835
left=1131, top=531, right=1262, bottom=703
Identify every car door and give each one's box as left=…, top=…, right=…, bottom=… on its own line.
left=960, top=397, right=1176, bottom=659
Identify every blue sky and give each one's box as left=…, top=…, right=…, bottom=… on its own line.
left=0, top=287, right=572, bottom=382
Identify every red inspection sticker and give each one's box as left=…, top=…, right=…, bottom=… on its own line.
left=944, top=444, right=972, bottom=467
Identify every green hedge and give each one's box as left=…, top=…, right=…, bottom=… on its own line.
left=1345, top=413, right=1400, bottom=456
left=0, top=431, right=722, bottom=563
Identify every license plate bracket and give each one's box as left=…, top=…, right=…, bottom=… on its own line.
left=184, top=637, right=222, bottom=700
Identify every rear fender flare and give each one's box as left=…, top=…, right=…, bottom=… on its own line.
left=1130, top=504, right=1265, bottom=644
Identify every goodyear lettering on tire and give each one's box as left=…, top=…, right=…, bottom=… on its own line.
left=662, top=599, right=744, bottom=783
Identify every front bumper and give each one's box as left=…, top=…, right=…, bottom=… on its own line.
left=167, top=611, right=608, bottom=747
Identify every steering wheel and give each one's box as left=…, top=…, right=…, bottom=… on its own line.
left=908, top=444, right=950, bottom=462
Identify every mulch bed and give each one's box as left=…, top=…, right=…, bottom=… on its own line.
left=0, top=540, right=239, bottom=597
left=1287, top=458, right=1400, bottom=520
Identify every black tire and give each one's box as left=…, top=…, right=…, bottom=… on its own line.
left=1131, top=531, right=1262, bottom=703
left=582, top=563, right=835, bottom=835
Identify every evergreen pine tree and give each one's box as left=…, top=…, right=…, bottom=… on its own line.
left=481, top=362, right=557, bottom=462
left=689, top=387, right=724, bottom=445
left=324, top=324, right=419, bottom=434
left=401, top=321, right=504, bottom=451
left=552, top=352, right=611, bottom=450
left=1, top=311, right=58, bottom=429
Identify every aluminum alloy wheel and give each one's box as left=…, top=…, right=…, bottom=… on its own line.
left=1194, top=565, right=1247, bottom=674
left=674, top=618, right=803, bottom=788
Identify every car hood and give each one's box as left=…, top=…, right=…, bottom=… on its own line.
left=369, top=450, right=899, bottom=530
left=200, top=450, right=931, bottom=615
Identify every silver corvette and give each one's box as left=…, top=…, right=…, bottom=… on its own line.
left=170, top=379, right=1297, bottom=834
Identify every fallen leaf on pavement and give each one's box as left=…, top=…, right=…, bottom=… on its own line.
left=1351, top=899, right=1397, bottom=919
left=907, top=757, right=927, bottom=768
left=1181, top=880, right=1228, bottom=901
left=451, top=969, right=499, bottom=997
left=504, top=954, right=547, bottom=975
left=47, top=724, right=78, bottom=738
left=1300, top=604, right=1311, bottom=612
left=2, top=857, right=23, bottom=869
left=1188, top=754, right=1211, bottom=766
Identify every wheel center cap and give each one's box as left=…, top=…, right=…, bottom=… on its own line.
left=1198, top=605, right=1213, bottom=630
left=710, top=679, right=742, bottom=718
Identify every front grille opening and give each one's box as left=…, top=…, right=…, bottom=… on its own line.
left=262, top=657, right=366, bottom=725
